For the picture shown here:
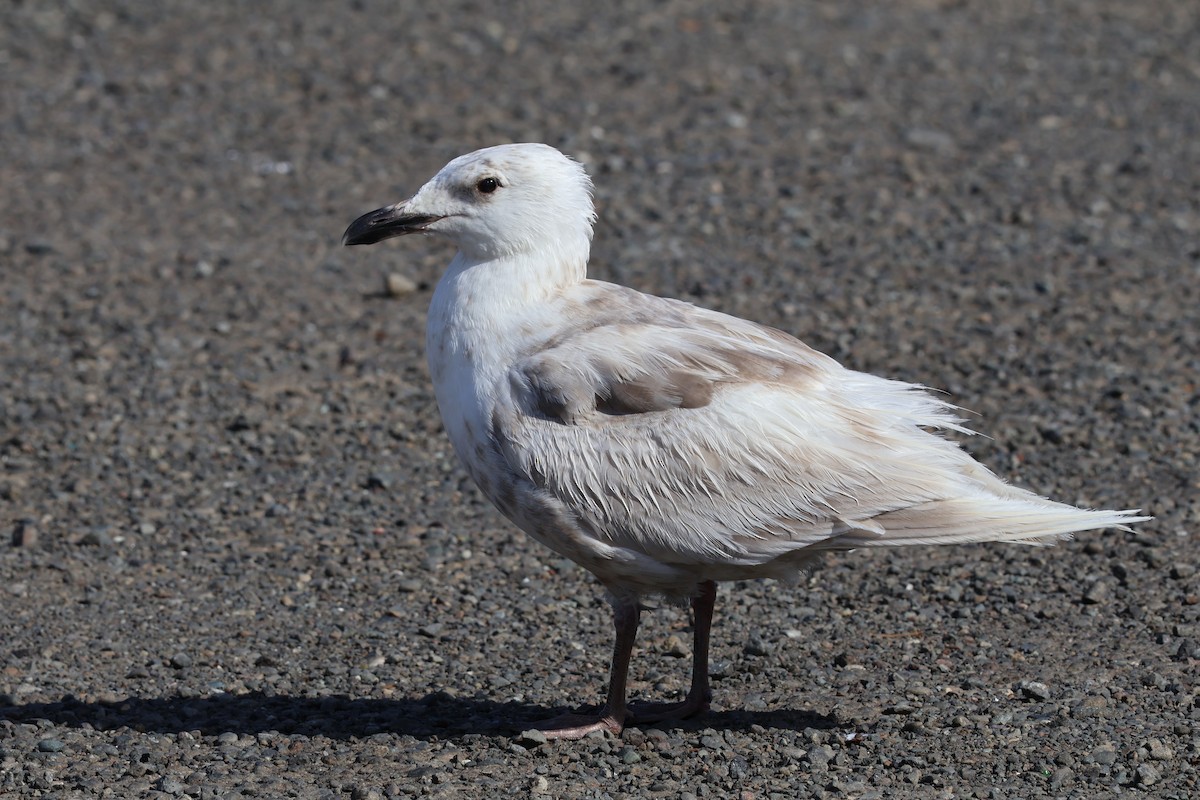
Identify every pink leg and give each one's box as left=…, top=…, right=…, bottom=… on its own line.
left=628, top=580, right=716, bottom=724
left=533, top=598, right=640, bottom=740
left=531, top=582, right=717, bottom=739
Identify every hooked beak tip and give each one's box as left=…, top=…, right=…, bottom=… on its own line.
left=342, top=203, right=442, bottom=246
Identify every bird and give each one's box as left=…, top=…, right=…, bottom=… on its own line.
left=342, top=143, right=1149, bottom=739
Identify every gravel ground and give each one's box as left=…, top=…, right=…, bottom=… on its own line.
left=2, top=2, right=1198, bottom=798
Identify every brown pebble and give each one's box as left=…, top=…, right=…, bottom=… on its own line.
left=11, top=521, right=37, bottom=548
left=664, top=635, right=690, bottom=658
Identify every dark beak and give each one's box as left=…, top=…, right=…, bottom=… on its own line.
left=342, top=203, right=443, bottom=246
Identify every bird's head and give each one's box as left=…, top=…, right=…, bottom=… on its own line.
left=343, top=143, right=596, bottom=264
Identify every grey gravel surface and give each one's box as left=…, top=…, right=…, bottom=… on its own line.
left=2, top=2, right=1198, bottom=798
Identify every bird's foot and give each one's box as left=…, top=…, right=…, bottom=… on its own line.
left=531, top=707, right=625, bottom=740
left=627, top=689, right=711, bottom=725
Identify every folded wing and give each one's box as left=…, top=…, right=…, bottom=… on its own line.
left=492, top=283, right=1143, bottom=571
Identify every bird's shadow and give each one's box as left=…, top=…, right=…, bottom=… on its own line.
left=1, top=692, right=838, bottom=741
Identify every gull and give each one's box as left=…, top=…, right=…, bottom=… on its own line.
left=343, top=143, right=1149, bottom=739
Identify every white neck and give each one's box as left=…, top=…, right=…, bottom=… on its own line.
left=426, top=240, right=589, bottom=378
left=424, top=241, right=588, bottom=464
left=437, top=237, right=586, bottom=322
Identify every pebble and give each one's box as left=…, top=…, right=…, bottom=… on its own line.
left=1073, top=696, right=1110, bottom=718
left=156, top=776, right=185, bottom=795
left=1049, top=766, right=1074, bottom=788
left=743, top=635, right=771, bottom=656
left=11, top=520, right=37, bottom=547
left=904, top=127, right=956, bottom=154
left=78, top=528, right=113, bottom=547
left=518, top=729, right=548, bottom=746
left=1137, top=763, right=1162, bottom=786
left=1082, top=579, right=1112, bottom=605
left=365, top=472, right=394, bottom=490
left=1144, top=738, right=1173, bottom=760
left=1089, top=744, right=1118, bottom=766
left=384, top=273, right=418, bottom=297
left=36, top=739, right=65, bottom=753
left=663, top=634, right=689, bottom=657
left=805, top=744, right=836, bottom=770
left=1018, top=680, right=1051, bottom=701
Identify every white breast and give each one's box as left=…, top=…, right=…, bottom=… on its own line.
left=424, top=252, right=556, bottom=488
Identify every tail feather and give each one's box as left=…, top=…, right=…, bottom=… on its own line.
left=832, top=495, right=1151, bottom=549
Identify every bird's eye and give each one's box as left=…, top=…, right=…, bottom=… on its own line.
left=476, top=177, right=500, bottom=194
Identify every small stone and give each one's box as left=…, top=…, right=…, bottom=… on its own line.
left=905, top=127, right=957, bottom=153
left=804, top=744, right=835, bottom=770
left=1018, top=680, right=1051, bottom=701
left=532, top=775, right=550, bottom=793
left=36, top=738, right=65, bottom=753
left=1073, top=695, right=1109, bottom=717
left=518, top=729, right=548, bottom=746
left=619, top=746, right=641, bottom=764
left=663, top=635, right=689, bottom=658
left=1083, top=579, right=1112, bottom=604
left=1145, top=738, right=1173, bottom=760
left=1137, top=763, right=1161, bottom=786
left=1049, top=766, right=1074, bottom=788
left=170, top=653, right=192, bottom=669
left=1170, top=564, right=1196, bottom=579
left=217, top=732, right=239, bottom=745
left=1090, top=743, right=1118, bottom=765
left=365, top=472, right=392, bottom=490
left=11, top=520, right=37, bottom=547
left=384, top=273, right=418, bottom=297
left=156, top=776, right=185, bottom=795
left=25, top=239, right=55, bottom=255
left=418, top=623, right=444, bottom=638
left=79, top=528, right=113, bottom=547
left=743, top=635, right=771, bottom=656
left=350, top=787, right=382, bottom=800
